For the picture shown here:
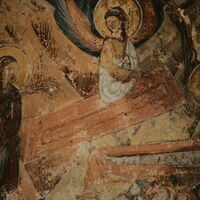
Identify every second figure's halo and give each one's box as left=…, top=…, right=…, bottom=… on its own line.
left=93, top=0, right=143, bottom=38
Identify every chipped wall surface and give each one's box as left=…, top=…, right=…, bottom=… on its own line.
left=0, top=0, right=200, bottom=200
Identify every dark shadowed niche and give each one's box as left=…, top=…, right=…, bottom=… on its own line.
left=0, top=56, right=21, bottom=196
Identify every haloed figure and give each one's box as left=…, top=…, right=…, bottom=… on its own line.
left=0, top=56, right=21, bottom=195
left=99, top=7, right=140, bottom=102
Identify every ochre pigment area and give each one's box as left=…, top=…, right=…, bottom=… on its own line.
left=0, top=0, right=200, bottom=199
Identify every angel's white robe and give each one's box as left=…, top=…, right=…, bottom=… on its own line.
left=99, top=38, right=139, bottom=102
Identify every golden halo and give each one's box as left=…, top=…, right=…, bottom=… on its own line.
left=0, top=45, right=32, bottom=88
left=94, top=0, right=143, bottom=38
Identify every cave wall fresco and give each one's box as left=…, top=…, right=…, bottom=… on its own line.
left=0, top=0, right=200, bottom=199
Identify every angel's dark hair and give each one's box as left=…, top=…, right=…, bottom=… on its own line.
left=105, top=7, right=127, bottom=40
left=105, top=7, right=127, bottom=22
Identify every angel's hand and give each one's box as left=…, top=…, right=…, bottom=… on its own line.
left=111, top=68, right=133, bottom=83
left=113, top=55, right=130, bottom=68
left=123, top=55, right=131, bottom=65
left=111, top=69, right=142, bottom=83
left=121, top=55, right=132, bottom=69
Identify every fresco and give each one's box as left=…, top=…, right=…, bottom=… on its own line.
left=0, top=0, right=200, bottom=199
left=44, top=0, right=162, bottom=98
left=44, top=0, right=163, bottom=55
left=0, top=55, right=22, bottom=197
left=81, top=140, right=200, bottom=199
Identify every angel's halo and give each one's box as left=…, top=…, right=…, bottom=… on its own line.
left=93, top=0, right=143, bottom=38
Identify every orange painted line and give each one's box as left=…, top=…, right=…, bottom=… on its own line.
left=100, top=139, right=200, bottom=157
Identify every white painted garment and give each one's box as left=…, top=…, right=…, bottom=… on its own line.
left=99, top=38, right=139, bottom=103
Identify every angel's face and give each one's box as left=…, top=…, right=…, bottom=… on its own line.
left=105, top=16, right=122, bottom=33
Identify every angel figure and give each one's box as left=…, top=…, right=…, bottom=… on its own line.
left=45, top=0, right=158, bottom=101
left=98, top=7, right=141, bottom=102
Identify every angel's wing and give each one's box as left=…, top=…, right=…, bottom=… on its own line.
left=45, top=0, right=164, bottom=54
left=45, top=0, right=103, bottom=57
left=129, top=0, right=164, bottom=47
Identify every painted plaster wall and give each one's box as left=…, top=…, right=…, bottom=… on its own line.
left=0, top=0, right=200, bottom=199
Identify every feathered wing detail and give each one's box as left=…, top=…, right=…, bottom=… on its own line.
left=130, top=0, right=164, bottom=46
left=44, top=0, right=164, bottom=55
left=45, top=0, right=103, bottom=57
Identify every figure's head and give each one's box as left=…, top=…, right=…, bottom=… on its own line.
left=105, top=7, right=127, bottom=34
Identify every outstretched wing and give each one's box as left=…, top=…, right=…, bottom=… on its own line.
left=130, top=0, right=164, bottom=47
left=44, top=0, right=164, bottom=54
left=45, top=0, right=103, bottom=57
